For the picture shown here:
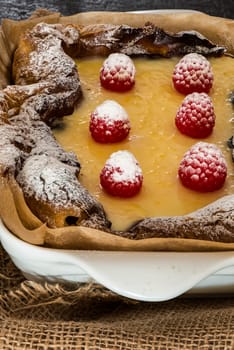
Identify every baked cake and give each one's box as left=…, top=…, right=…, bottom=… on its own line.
left=1, top=11, right=234, bottom=250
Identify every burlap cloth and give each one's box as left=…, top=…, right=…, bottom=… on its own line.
left=0, top=243, right=233, bottom=349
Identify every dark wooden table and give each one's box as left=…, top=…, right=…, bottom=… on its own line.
left=0, top=0, right=233, bottom=21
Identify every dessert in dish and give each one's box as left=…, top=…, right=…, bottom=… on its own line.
left=1, top=11, right=234, bottom=250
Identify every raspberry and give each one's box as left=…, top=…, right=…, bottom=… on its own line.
left=89, top=100, right=130, bottom=143
left=172, top=53, right=213, bottom=95
left=175, top=92, right=215, bottom=138
left=100, top=150, right=143, bottom=197
left=100, top=53, right=136, bottom=92
left=178, top=142, right=227, bottom=192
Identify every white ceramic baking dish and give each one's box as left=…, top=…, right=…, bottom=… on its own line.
left=1, top=221, right=234, bottom=301
left=1, top=9, right=234, bottom=302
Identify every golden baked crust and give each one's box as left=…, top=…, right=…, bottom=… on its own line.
left=1, top=11, right=234, bottom=251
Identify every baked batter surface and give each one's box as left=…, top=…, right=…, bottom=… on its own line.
left=54, top=56, right=234, bottom=230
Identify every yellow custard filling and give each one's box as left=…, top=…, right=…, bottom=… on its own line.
left=54, top=56, right=234, bottom=231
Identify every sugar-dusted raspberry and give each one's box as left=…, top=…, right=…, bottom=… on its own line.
left=172, top=53, right=213, bottom=95
left=89, top=100, right=130, bottom=143
left=100, top=150, right=143, bottom=197
left=178, top=142, right=227, bottom=192
left=175, top=92, right=215, bottom=138
left=100, top=53, right=136, bottom=92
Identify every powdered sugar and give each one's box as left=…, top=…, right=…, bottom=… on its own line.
left=94, top=100, right=129, bottom=123
left=179, top=52, right=210, bottom=66
left=173, top=53, right=213, bottom=94
left=102, top=53, right=135, bottom=76
left=175, top=92, right=215, bottom=138
left=17, top=153, right=109, bottom=229
left=105, top=150, right=142, bottom=183
left=179, top=142, right=227, bottom=192
left=17, top=155, right=81, bottom=206
left=11, top=23, right=82, bottom=126
left=15, top=24, right=79, bottom=85
left=90, top=99, right=130, bottom=143
left=186, top=142, right=225, bottom=158
left=100, top=53, right=136, bottom=91
left=5, top=23, right=111, bottom=229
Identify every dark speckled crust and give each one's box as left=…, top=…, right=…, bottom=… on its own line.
left=122, top=195, right=234, bottom=243
left=0, top=97, right=111, bottom=230
left=16, top=154, right=111, bottom=229
left=11, top=23, right=82, bottom=126
left=79, top=23, right=225, bottom=58
left=0, top=23, right=110, bottom=230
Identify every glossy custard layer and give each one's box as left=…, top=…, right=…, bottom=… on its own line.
left=54, top=56, right=234, bottom=230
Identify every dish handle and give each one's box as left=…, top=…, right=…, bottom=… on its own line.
left=67, top=250, right=234, bottom=301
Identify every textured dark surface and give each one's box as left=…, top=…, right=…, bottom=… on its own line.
left=0, top=0, right=233, bottom=21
